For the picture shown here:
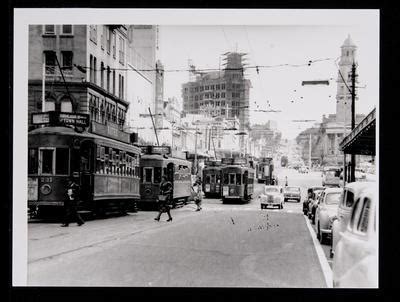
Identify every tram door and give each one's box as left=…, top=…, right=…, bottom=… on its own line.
left=79, top=140, right=94, bottom=205
left=243, top=171, right=248, bottom=199
left=166, top=162, right=175, bottom=198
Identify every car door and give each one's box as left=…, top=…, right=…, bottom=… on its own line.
left=334, top=196, right=373, bottom=287
left=316, top=191, right=324, bottom=221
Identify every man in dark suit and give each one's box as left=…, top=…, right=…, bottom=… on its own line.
left=61, top=177, right=85, bottom=227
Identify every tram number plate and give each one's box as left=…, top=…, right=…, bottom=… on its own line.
left=205, top=184, right=210, bottom=192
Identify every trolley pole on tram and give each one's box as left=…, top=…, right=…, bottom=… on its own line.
left=194, top=126, right=198, bottom=176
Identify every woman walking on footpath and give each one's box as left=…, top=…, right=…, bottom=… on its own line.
left=192, top=181, right=203, bottom=211
left=154, top=176, right=173, bottom=222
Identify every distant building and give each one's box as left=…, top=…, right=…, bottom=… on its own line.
left=181, top=52, right=252, bottom=130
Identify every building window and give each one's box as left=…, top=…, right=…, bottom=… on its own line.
left=221, top=83, right=225, bottom=90
left=112, top=32, right=116, bottom=58
left=119, top=37, right=125, bottom=65
left=106, top=28, right=111, bottom=54
left=101, top=26, right=106, bottom=50
left=216, top=84, right=220, bottom=90
left=106, top=66, right=110, bottom=92
left=45, top=99, right=55, bottom=111
left=44, top=51, right=56, bottom=75
left=61, top=51, right=73, bottom=74
left=60, top=99, right=72, bottom=112
left=205, top=85, right=209, bottom=90
left=112, top=70, right=116, bottom=94
left=93, top=57, right=97, bottom=84
left=61, top=25, right=73, bottom=35
left=89, top=25, right=97, bottom=43
left=100, top=62, right=104, bottom=88
left=221, top=92, right=225, bottom=98
left=43, top=25, right=55, bottom=35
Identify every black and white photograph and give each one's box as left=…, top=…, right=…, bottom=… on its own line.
left=13, top=9, right=379, bottom=288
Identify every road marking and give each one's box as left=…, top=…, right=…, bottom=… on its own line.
left=304, top=215, right=333, bottom=288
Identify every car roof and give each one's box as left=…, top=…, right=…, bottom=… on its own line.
left=265, top=185, right=281, bottom=189
left=344, top=182, right=372, bottom=193
left=324, top=187, right=343, bottom=194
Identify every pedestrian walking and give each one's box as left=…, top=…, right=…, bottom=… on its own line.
left=192, top=180, right=203, bottom=211
left=154, top=176, right=173, bottom=222
left=285, top=176, right=288, bottom=187
left=61, top=177, right=85, bottom=227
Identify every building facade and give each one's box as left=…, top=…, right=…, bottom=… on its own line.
left=181, top=52, right=252, bottom=131
left=29, top=25, right=131, bottom=141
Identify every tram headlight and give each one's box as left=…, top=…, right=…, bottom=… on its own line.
left=145, top=188, right=152, bottom=195
left=40, top=184, right=52, bottom=195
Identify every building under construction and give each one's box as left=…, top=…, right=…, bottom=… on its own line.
left=181, top=52, right=252, bottom=131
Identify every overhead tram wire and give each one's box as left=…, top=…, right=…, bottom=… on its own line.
left=63, top=58, right=335, bottom=74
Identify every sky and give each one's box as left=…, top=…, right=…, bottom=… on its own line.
left=158, top=23, right=379, bottom=139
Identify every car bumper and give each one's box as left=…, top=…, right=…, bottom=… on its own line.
left=320, top=228, right=332, bottom=235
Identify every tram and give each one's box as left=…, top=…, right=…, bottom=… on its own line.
left=221, top=157, right=255, bottom=203
left=28, top=126, right=141, bottom=218
left=202, top=159, right=222, bottom=198
left=256, top=157, right=275, bottom=184
left=139, top=146, right=192, bottom=209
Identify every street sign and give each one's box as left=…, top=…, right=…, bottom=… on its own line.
left=31, top=111, right=90, bottom=128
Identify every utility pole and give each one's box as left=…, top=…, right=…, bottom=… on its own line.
left=194, top=126, right=198, bottom=175
left=350, top=62, right=356, bottom=182
left=309, top=132, right=312, bottom=169
left=42, top=60, right=46, bottom=112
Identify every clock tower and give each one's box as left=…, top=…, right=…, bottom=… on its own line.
left=336, top=35, right=357, bottom=124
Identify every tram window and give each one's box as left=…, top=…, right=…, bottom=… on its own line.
left=40, top=149, right=54, bottom=174
left=135, top=167, right=140, bottom=177
left=205, top=175, right=211, bottom=184
left=223, top=174, right=229, bottom=184
left=28, top=148, right=38, bottom=174
left=154, top=167, right=162, bottom=183
left=236, top=173, right=242, bottom=185
left=211, top=175, right=216, bottom=184
left=216, top=174, right=221, bottom=184
left=144, top=168, right=153, bottom=183
left=229, top=174, right=235, bottom=185
left=56, top=148, right=69, bottom=175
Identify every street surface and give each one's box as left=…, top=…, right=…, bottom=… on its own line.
left=28, top=167, right=332, bottom=287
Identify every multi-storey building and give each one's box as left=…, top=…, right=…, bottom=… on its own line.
left=181, top=52, right=252, bottom=131
left=28, top=24, right=131, bottom=142
left=125, top=25, right=161, bottom=144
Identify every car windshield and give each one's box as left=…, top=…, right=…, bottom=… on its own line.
left=285, top=187, right=300, bottom=192
left=265, top=187, right=279, bottom=193
left=325, top=192, right=341, bottom=205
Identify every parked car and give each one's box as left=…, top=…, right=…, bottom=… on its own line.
left=303, top=186, right=325, bottom=216
left=283, top=186, right=301, bottom=202
left=332, top=187, right=377, bottom=288
left=330, top=182, right=371, bottom=258
left=259, top=185, right=284, bottom=209
left=322, top=167, right=341, bottom=187
left=315, top=187, right=343, bottom=244
left=308, top=188, right=326, bottom=224
left=298, top=166, right=308, bottom=173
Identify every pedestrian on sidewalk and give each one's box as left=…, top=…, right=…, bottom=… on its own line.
left=192, top=177, right=203, bottom=211
left=155, top=176, right=173, bottom=222
left=61, top=176, right=84, bottom=227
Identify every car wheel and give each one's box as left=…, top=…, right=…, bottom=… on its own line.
left=329, top=248, right=334, bottom=258
left=280, top=203, right=283, bottom=209
left=317, top=224, right=321, bottom=241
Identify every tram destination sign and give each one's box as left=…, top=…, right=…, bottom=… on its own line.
left=31, top=111, right=90, bottom=127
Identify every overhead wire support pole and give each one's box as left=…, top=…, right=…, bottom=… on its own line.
left=148, top=107, right=160, bottom=146
left=350, top=62, right=357, bottom=182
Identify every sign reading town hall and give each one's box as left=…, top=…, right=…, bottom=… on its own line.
left=31, top=111, right=90, bottom=128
